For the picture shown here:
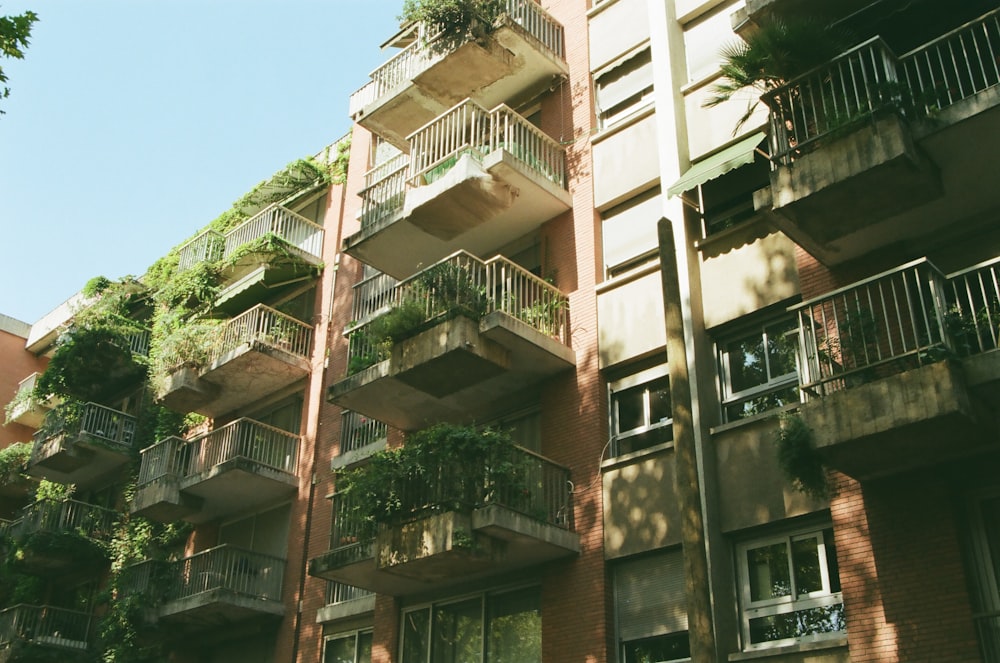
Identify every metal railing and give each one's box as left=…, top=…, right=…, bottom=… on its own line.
left=126, top=328, right=152, bottom=357
left=165, top=545, right=285, bottom=603
left=222, top=204, right=325, bottom=263
left=901, top=8, right=1000, bottom=112
left=9, top=499, right=117, bottom=541
left=764, top=9, right=1000, bottom=165
left=214, top=304, right=313, bottom=359
left=137, top=436, right=190, bottom=486
left=0, top=605, right=91, bottom=650
left=794, top=259, right=950, bottom=397
left=325, top=581, right=373, bottom=605
left=348, top=0, right=564, bottom=116
left=117, top=559, right=166, bottom=597
left=944, top=256, right=1000, bottom=357
left=351, top=272, right=400, bottom=324
left=360, top=156, right=410, bottom=230
left=32, top=402, right=136, bottom=461
left=178, top=230, right=225, bottom=272
left=340, top=411, right=388, bottom=455
left=347, top=251, right=569, bottom=372
left=186, top=418, right=299, bottom=477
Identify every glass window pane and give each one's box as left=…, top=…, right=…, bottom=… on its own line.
left=358, top=632, right=373, bottom=663
left=403, top=608, right=431, bottom=663
left=623, top=632, right=691, bottom=663
left=432, top=598, right=483, bottom=663
left=791, top=536, right=823, bottom=596
left=747, top=542, right=791, bottom=601
left=648, top=377, right=672, bottom=426
left=765, top=320, right=798, bottom=378
left=824, top=528, right=841, bottom=593
left=615, top=385, right=646, bottom=434
left=748, top=605, right=845, bottom=644
left=724, top=385, right=798, bottom=422
left=727, top=334, right=767, bottom=394
left=324, top=635, right=357, bottom=663
left=488, top=589, right=541, bottom=663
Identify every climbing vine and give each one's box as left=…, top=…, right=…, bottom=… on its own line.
left=774, top=413, right=828, bottom=499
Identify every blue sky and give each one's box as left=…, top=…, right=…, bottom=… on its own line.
left=0, top=1, right=402, bottom=324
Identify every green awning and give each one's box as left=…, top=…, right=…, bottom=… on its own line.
left=667, top=132, right=766, bottom=197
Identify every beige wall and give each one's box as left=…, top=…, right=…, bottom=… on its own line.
left=699, top=225, right=800, bottom=328
left=588, top=0, right=650, bottom=70
left=597, top=265, right=666, bottom=368
left=592, top=112, right=661, bottom=210
left=603, top=445, right=682, bottom=558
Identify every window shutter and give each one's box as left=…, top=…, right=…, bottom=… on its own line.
left=596, top=49, right=653, bottom=114
left=615, top=549, right=688, bottom=642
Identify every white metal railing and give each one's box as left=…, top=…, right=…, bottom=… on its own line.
left=215, top=304, right=313, bottom=359
left=794, top=259, right=952, bottom=397
left=340, top=411, right=388, bottom=455
left=348, top=0, right=564, bottom=116
left=10, top=498, right=117, bottom=542
left=0, top=604, right=91, bottom=650
left=360, top=156, right=410, bottom=229
left=178, top=230, right=225, bottom=273
left=223, top=204, right=324, bottom=262
left=137, top=436, right=190, bottom=486
left=325, top=581, right=373, bottom=606
left=765, top=8, right=1000, bottom=165
left=126, top=328, right=152, bottom=357
left=165, top=545, right=285, bottom=603
left=32, top=402, right=136, bottom=461
left=351, top=272, right=399, bottom=324
left=945, top=256, right=1000, bottom=357
left=901, top=7, right=1000, bottom=112
left=185, top=418, right=299, bottom=477
left=347, top=251, right=569, bottom=372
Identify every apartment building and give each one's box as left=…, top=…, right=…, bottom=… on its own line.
left=4, top=0, right=1000, bottom=661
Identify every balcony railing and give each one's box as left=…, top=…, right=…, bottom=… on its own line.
left=9, top=498, right=118, bottom=541
left=340, top=411, right=388, bottom=456
left=349, top=0, right=564, bottom=116
left=137, top=436, right=190, bottom=486
left=360, top=155, right=410, bottom=229
left=0, top=604, right=91, bottom=650
left=945, top=256, right=1000, bottom=357
left=325, top=581, right=373, bottom=606
left=31, top=402, right=136, bottom=459
left=177, top=204, right=324, bottom=273
left=126, top=328, right=152, bottom=357
left=764, top=8, right=1000, bottom=165
left=348, top=251, right=568, bottom=372
left=215, top=304, right=313, bottom=359
left=164, top=545, right=284, bottom=603
left=186, top=418, right=299, bottom=476
left=351, top=272, right=400, bottom=326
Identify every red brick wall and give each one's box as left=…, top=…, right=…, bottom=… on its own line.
left=0, top=328, right=46, bottom=448
left=831, top=470, right=981, bottom=663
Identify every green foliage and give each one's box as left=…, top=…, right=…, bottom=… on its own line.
left=33, top=478, right=73, bottom=502
left=329, top=136, right=351, bottom=185
left=400, top=0, right=506, bottom=51
left=774, top=413, right=827, bottom=499
left=82, top=276, right=113, bottom=298
left=0, top=441, right=32, bottom=482
left=3, top=384, right=35, bottom=424
left=36, top=327, right=146, bottom=403
left=0, top=9, right=38, bottom=113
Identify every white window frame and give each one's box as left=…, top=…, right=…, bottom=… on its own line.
left=323, top=628, right=373, bottom=663
left=609, top=364, right=672, bottom=457
left=594, top=44, right=654, bottom=130
left=717, top=315, right=800, bottom=422
left=736, top=526, right=844, bottom=649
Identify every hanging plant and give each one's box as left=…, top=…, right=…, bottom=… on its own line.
left=400, top=0, right=507, bottom=52
left=774, top=413, right=828, bottom=499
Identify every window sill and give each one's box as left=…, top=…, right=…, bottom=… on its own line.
left=728, top=635, right=848, bottom=661
left=601, top=439, right=675, bottom=470
left=596, top=259, right=661, bottom=294
left=693, top=213, right=774, bottom=257
left=709, top=402, right=799, bottom=436
left=591, top=104, right=656, bottom=146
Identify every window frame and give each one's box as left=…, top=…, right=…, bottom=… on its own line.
left=736, top=526, right=844, bottom=649
left=322, top=628, right=373, bottom=663
left=716, top=314, right=800, bottom=423
left=609, top=364, right=673, bottom=457
left=593, top=44, right=655, bottom=131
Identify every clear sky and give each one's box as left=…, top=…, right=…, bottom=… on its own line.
left=0, top=1, right=402, bottom=324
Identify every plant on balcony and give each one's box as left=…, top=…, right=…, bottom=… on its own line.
left=774, top=413, right=827, bottom=499
left=704, top=18, right=852, bottom=131
left=0, top=441, right=32, bottom=486
left=148, top=317, right=223, bottom=395
left=401, top=0, right=507, bottom=53
left=37, top=326, right=147, bottom=404
left=3, top=385, right=36, bottom=424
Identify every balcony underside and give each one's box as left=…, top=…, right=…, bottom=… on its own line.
left=799, top=360, right=994, bottom=480
left=761, top=90, right=1000, bottom=265
left=344, top=151, right=571, bottom=279
left=329, top=313, right=574, bottom=431
left=214, top=259, right=321, bottom=315
left=131, top=476, right=203, bottom=523
left=158, top=591, right=284, bottom=629
left=158, top=343, right=310, bottom=417
left=356, top=23, right=568, bottom=150
left=309, top=506, right=578, bottom=596
left=26, top=434, right=130, bottom=488
left=179, top=459, right=298, bottom=524
left=731, top=0, right=871, bottom=34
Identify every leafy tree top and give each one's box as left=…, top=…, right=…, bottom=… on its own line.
left=0, top=9, right=38, bottom=113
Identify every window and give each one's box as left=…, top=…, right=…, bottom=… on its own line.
left=737, top=527, right=844, bottom=648
left=594, top=46, right=654, bottom=130
left=401, top=587, right=541, bottom=663
left=610, top=364, right=672, bottom=457
left=717, top=316, right=799, bottom=422
left=601, top=188, right=662, bottom=278
left=699, top=153, right=769, bottom=237
left=324, top=629, right=373, bottom=663
left=963, top=492, right=1000, bottom=658
left=615, top=550, right=690, bottom=663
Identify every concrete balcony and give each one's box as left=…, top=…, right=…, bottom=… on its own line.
left=3, top=373, right=58, bottom=430
left=757, top=10, right=1000, bottom=264
left=309, top=445, right=578, bottom=595
left=792, top=259, right=1000, bottom=479
left=731, top=0, right=870, bottom=35
left=157, top=305, right=313, bottom=417
left=349, top=0, right=567, bottom=150
left=7, top=499, right=116, bottom=575
left=121, top=546, right=285, bottom=631
left=177, top=204, right=325, bottom=313
left=328, top=252, right=574, bottom=431
left=27, top=402, right=136, bottom=487
left=0, top=604, right=93, bottom=661
left=344, top=100, right=571, bottom=279
left=132, top=419, right=299, bottom=524
left=331, top=411, right=388, bottom=470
